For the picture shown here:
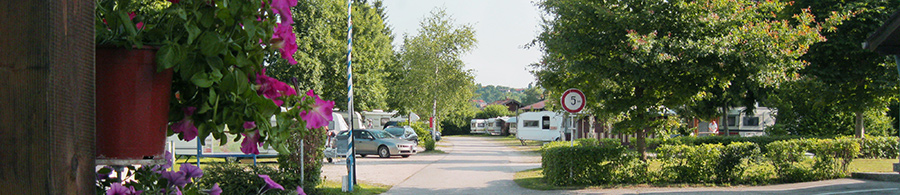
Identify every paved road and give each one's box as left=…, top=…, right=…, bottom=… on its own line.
left=322, top=136, right=900, bottom=195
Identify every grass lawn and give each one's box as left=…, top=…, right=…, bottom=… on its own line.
left=316, top=180, right=390, bottom=195
left=849, top=158, right=899, bottom=173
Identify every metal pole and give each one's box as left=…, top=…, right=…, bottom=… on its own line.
left=345, top=0, right=356, bottom=191
left=895, top=55, right=900, bottom=169
left=300, top=139, right=304, bottom=185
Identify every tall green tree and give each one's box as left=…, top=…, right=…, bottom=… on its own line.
left=522, top=86, right=545, bottom=106
left=781, top=0, right=900, bottom=138
left=534, top=0, right=833, bottom=160
left=475, top=104, right=514, bottom=119
left=267, top=0, right=394, bottom=111
left=394, top=8, right=478, bottom=133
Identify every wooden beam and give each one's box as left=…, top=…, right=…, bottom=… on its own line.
left=0, top=0, right=95, bottom=193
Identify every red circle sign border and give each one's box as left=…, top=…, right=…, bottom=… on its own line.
left=561, top=88, right=585, bottom=113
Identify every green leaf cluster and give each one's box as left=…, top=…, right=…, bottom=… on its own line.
left=393, top=8, right=478, bottom=126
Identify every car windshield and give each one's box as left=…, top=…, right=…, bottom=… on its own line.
left=371, top=130, right=394, bottom=139
left=384, top=128, right=404, bottom=136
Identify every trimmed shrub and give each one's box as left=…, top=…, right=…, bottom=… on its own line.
left=656, top=144, right=722, bottom=183
left=765, top=138, right=860, bottom=182
left=200, top=163, right=297, bottom=195
left=648, top=135, right=806, bottom=152
left=715, top=142, right=761, bottom=183
left=857, top=136, right=899, bottom=159
left=541, top=144, right=641, bottom=186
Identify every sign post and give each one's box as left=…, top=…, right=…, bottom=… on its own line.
left=561, top=89, right=585, bottom=145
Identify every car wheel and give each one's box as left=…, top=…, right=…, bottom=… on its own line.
left=327, top=158, right=333, bottom=163
left=401, top=155, right=409, bottom=158
left=378, top=146, right=390, bottom=158
left=360, top=154, right=367, bottom=158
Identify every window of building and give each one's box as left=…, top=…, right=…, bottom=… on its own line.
left=743, top=117, right=760, bottom=126
left=726, top=115, right=738, bottom=127
left=542, top=116, right=550, bottom=129
left=523, top=120, right=539, bottom=127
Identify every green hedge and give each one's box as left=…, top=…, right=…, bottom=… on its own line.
left=647, top=135, right=806, bottom=152
left=765, top=138, right=860, bottom=183
left=857, top=136, right=899, bottom=159
left=649, top=135, right=897, bottom=159
left=199, top=163, right=298, bottom=195
left=543, top=137, right=870, bottom=186
left=656, top=142, right=762, bottom=184
left=541, top=143, right=645, bottom=185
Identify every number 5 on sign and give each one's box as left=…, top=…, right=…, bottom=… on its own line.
left=561, top=89, right=585, bottom=113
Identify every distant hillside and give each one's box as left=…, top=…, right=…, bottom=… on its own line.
left=474, top=84, right=525, bottom=105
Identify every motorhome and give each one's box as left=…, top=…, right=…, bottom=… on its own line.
left=487, top=117, right=510, bottom=136
left=361, top=109, right=395, bottom=130
left=506, top=117, right=518, bottom=136
left=516, top=111, right=566, bottom=142
left=470, top=119, right=487, bottom=134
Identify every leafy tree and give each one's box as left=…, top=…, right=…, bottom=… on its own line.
left=267, top=0, right=394, bottom=111
left=766, top=78, right=894, bottom=136
left=475, top=104, right=514, bottom=119
left=474, top=84, right=525, bottom=104
left=522, top=86, right=545, bottom=106
left=394, top=8, right=478, bottom=132
left=534, top=0, right=833, bottom=160
left=780, top=0, right=900, bottom=138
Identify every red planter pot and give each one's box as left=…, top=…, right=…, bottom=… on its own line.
left=95, top=47, right=172, bottom=163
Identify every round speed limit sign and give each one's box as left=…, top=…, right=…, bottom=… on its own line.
left=561, top=89, right=585, bottom=113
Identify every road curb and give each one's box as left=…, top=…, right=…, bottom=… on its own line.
left=851, top=172, right=900, bottom=182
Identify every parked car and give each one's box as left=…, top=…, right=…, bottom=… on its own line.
left=335, top=129, right=417, bottom=158
left=384, top=126, right=419, bottom=145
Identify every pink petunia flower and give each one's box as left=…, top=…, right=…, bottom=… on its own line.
left=243, top=121, right=257, bottom=130
left=299, top=91, right=334, bottom=129
left=270, top=0, right=297, bottom=25
left=296, top=186, right=306, bottom=195
left=170, top=107, right=198, bottom=141
left=259, top=174, right=285, bottom=191
left=241, top=130, right=262, bottom=155
left=206, top=183, right=222, bottom=195
left=127, top=12, right=144, bottom=30
left=106, top=183, right=136, bottom=195
left=255, top=69, right=296, bottom=106
left=271, top=23, right=298, bottom=64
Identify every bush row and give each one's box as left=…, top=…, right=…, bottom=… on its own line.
left=199, top=163, right=299, bottom=195
left=542, top=137, right=863, bottom=186
left=647, top=135, right=898, bottom=158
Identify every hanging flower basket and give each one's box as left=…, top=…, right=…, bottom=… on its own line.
left=95, top=47, right=172, bottom=163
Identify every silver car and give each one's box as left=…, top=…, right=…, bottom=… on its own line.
left=335, top=129, right=417, bottom=158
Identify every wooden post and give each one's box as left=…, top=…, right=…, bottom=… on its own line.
left=0, top=0, right=95, bottom=193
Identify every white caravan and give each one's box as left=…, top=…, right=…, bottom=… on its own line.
left=487, top=117, right=510, bottom=136
left=470, top=119, right=487, bottom=134
left=516, top=111, right=565, bottom=142
left=507, top=117, right=518, bottom=136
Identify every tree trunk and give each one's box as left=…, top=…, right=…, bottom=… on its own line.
left=637, top=127, right=647, bottom=161
left=855, top=111, right=865, bottom=138
left=722, top=107, right=730, bottom=136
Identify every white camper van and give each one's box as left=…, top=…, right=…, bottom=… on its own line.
left=507, top=117, right=518, bottom=136
left=470, top=119, right=487, bottom=134
left=487, top=117, right=510, bottom=136
left=516, top=111, right=565, bottom=142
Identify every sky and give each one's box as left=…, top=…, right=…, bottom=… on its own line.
left=380, top=0, right=544, bottom=89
